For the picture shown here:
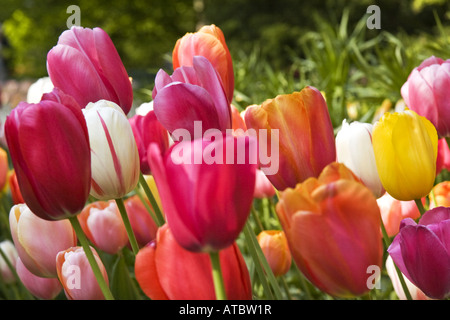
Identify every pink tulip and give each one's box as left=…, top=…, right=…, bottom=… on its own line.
left=124, top=195, right=158, bottom=248
left=16, top=257, right=62, bottom=300
left=4, top=97, right=91, bottom=221
left=254, top=169, right=276, bottom=199
left=9, top=204, right=77, bottom=278
left=129, top=111, right=170, bottom=175
left=0, top=240, right=18, bottom=284
left=148, top=133, right=257, bottom=252
left=152, top=55, right=232, bottom=138
left=47, top=26, right=133, bottom=114
left=436, top=138, right=450, bottom=175
left=388, top=207, right=450, bottom=299
left=401, top=56, right=450, bottom=137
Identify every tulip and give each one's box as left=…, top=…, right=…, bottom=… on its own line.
left=148, top=133, right=257, bottom=252
left=172, top=24, right=234, bottom=104
left=388, top=207, right=450, bottom=299
left=401, top=56, right=450, bottom=137
left=429, top=181, right=450, bottom=208
left=134, top=224, right=252, bottom=300
left=4, top=98, right=91, bottom=221
left=254, top=169, right=276, bottom=199
left=26, top=77, right=54, bottom=103
left=40, top=87, right=82, bottom=111
left=436, top=138, right=450, bottom=175
left=276, top=162, right=383, bottom=297
left=257, top=230, right=292, bottom=277
left=47, top=26, right=133, bottom=114
left=124, top=195, right=158, bottom=248
left=78, top=201, right=129, bottom=255
left=129, top=111, right=170, bottom=175
left=83, top=99, right=140, bottom=200
left=152, top=55, right=232, bottom=138
left=335, top=120, right=384, bottom=198
left=0, top=147, right=8, bottom=192
left=8, top=170, right=24, bottom=204
left=385, top=256, right=431, bottom=300
left=0, top=240, right=18, bottom=284
left=372, top=109, right=437, bottom=201
left=56, top=246, right=109, bottom=300
left=9, top=204, right=77, bottom=278
left=244, top=87, right=336, bottom=191
left=16, top=257, right=62, bottom=300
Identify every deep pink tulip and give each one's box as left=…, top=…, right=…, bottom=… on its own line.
left=148, top=133, right=257, bottom=252
left=5, top=99, right=91, bottom=221
left=401, top=56, right=450, bottom=137
left=129, top=111, right=170, bottom=175
left=388, top=207, right=450, bottom=299
left=47, top=26, right=133, bottom=114
left=152, top=55, right=232, bottom=138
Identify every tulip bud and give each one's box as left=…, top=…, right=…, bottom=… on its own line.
left=0, top=147, right=8, bottom=192
left=257, top=230, right=292, bottom=277
left=8, top=170, right=24, bottom=204
left=56, top=246, right=109, bottom=300
left=16, top=257, right=62, bottom=300
left=83, top=100, right=140, bottom=200
left=26, top=77, right=54, bottom=103
left=372, top=110, right=438, bottom=201
left=254, top=169, right=276, bottom=199
left=436, top=138, right=450, bottom=175
left=0, top=240, right=18, bottom=284
left=429, top=181, right=450, bottom=208
left=78, top=201, right=129, bottom=255
left=9, top=204, right=77, bottom=278
left=134, top=224, right=252, bottom=300
left=336, top=120, right=384, bottom=198
left=124, top=195, right=158, bottom=248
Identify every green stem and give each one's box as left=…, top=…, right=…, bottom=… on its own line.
left=139, top=173, right=165, bottom=226
left=115, top=198, right=140, bottom=256
left=209, top=251, right=227, bottom=300
left=414, top=198, right=426, bottom=216
left=69, top=217, right=114, bottom=300
left=281, top=276, right=293, bottom=300
left=295, top=264, right=313, bottom=300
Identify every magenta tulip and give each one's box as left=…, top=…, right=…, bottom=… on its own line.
left=152, top=55, right=232, bottom=138
left=47, top=26, right=133, bottom=114
left=148, top=133, right=257, bottom=252
left=5, top=98, right=91, bottom=221
left=401, top=56, right=450, bottom=137
left=388, top=207, right=450, bottom=299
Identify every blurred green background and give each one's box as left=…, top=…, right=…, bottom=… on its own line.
left=0, top=0, right=449, bottom=124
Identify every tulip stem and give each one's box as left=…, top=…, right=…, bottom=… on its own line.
left=135, top=187, right=160, bottom=228
left=69, top=217, right=114, bottom=300
left=208, top=251, right=227, bottom=300
left=115, top=198, right=140, bottom=256
left=139, top=173, right=165, bottom=226
left=414, top=198, right=426, bottom=216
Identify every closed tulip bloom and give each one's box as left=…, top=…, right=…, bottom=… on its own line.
left=152, top=55, right=232, bottom=138
left=401, top=56, right=450, bottom=137
left=372, top=110, right=437, bottom=201
left=78, top=201, right=129, bottom=255
left=436, top=138, right=450, bottom=175
left=0, top=240, right=18, bottom=284
left=257, top=230, right=292, bottom=277
left=83, top=100, right=140, bottom=200
left=254, top=169, right=276, bottom=199
left=124, top=195, right=158, bottom=248
left=0, top=147, right=8, bottom=192
left=388, top=207, right=450, bottom=299
left=8, top=170, right=24, bottom=204
left=336, top=120, right=384, bottom=198
left=135, top=224, right=252, bottom=300
left=276, top=162, right=383, bottom=297
left=5, top=99, right=91, bottom=220
left=129, top=111, right=170, bottom=175
left=56, top=246, right=109, bottom=300
left=16, top=257, right=62, bottom=300
left=47, top=26, right=133, bottom=114
left=9, top=204, right=77, bottom=278
left=244, top=87, right=336, bottom=191
left=26, top=77, right=54, bottom=103
left=149, top=134, right=257, bottom=252
left=429, top=181, right=450, bottom=208
left=173, top=24, right=234, bottom=104
left=377, top=193, right=421, bottom=237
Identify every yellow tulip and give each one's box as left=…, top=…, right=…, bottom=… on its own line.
left=372, top=110, right=438, bottom=201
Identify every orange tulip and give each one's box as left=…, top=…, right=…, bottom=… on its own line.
left=429, top=181, right=450, bottom=208
left=257, top=230, right=292, bottom=277
left=172, top=24, right=234, bottom=104
left=8, top=170, right=24, bottom=204
left=276, top=162, right=383, bottom=297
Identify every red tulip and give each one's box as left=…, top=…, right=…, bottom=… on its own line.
left=124, top=195, right=158, bottom=248
left=152, top=55, right=232, bottom=138
left=129, top=111, right=170, bottom=175
left=5, top=98, right=91, bottom=221
left=148, top=133, right=257, bottom=252
left=47, top=26, right=133, bottom=114
left=173, top=24, right=234, bottom=104
left=135, top=224, right=252, bottom=300
left=436, top=138, right=450, bottom=175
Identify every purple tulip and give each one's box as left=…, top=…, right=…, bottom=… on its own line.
left=4, top=98, right=91, bottom=221
left=47, top=26, right=133, bottom=114
left=152, top=55, right=232, bottom=138
left=388, top=207, right=450, bottom=299
left=401, top=56, right=450, bottom=137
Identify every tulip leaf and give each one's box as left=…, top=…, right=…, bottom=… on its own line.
left=110, top=252, right=142, bottom=300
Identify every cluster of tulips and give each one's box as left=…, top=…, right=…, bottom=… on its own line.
left=0, top=22, right=449, bottom=301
